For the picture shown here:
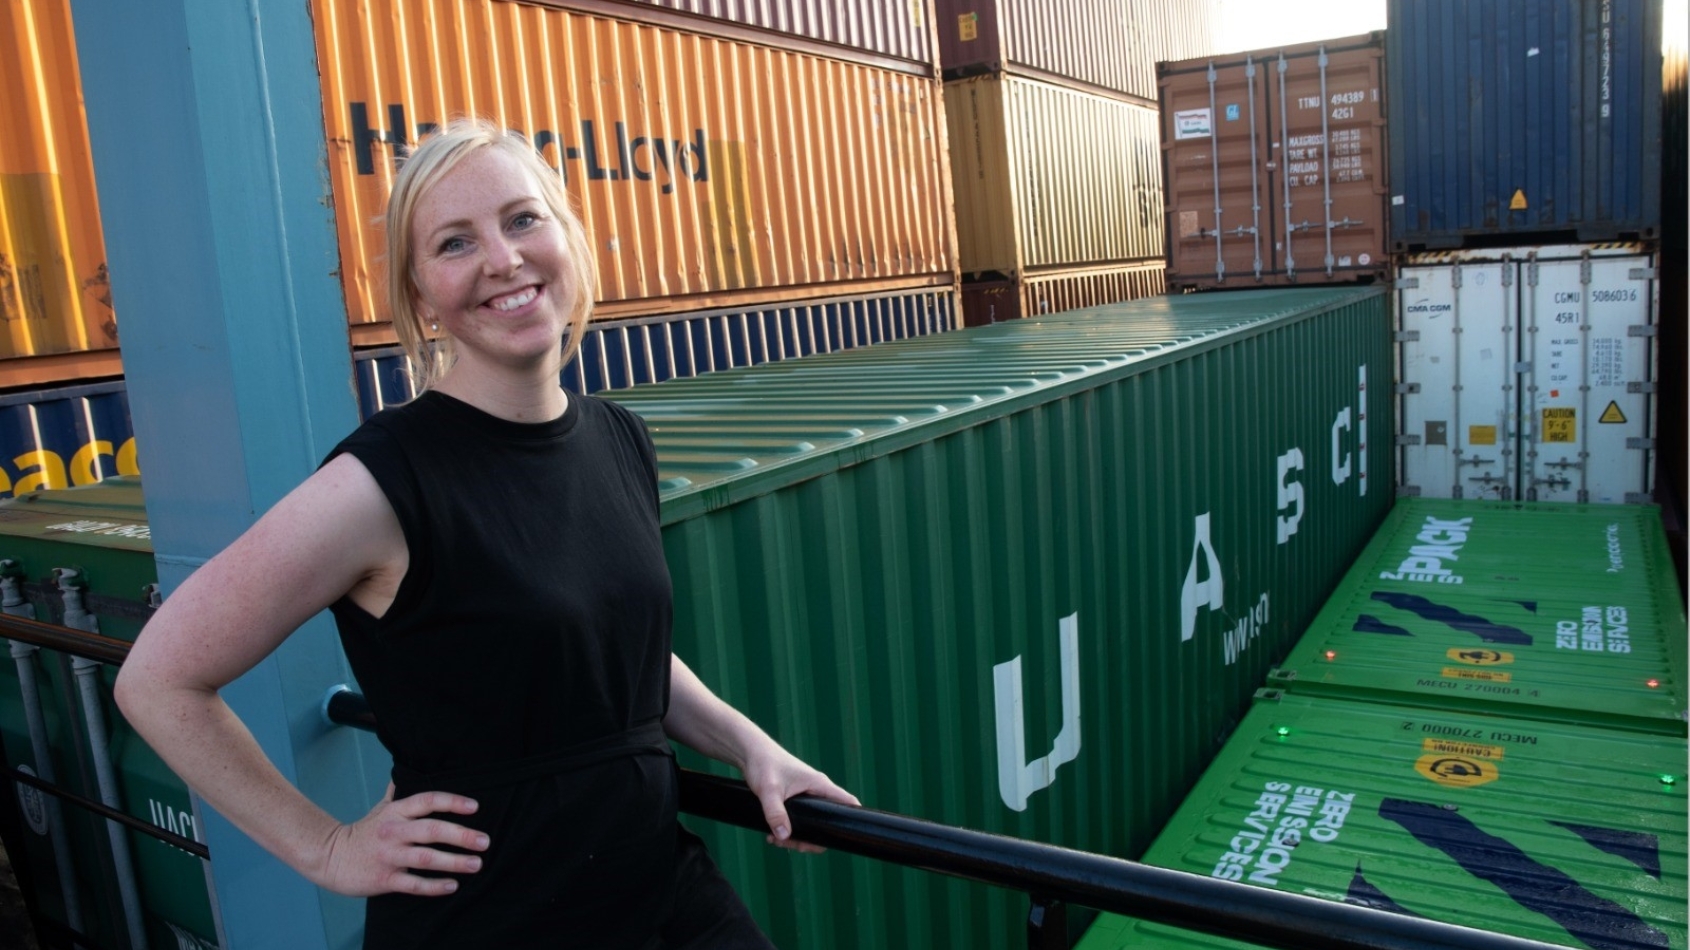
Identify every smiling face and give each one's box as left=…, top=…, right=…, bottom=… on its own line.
left=406, top=146, right=579, bottom=381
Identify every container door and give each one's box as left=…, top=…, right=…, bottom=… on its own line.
left=1398, top=258, right=1518, bottom=499
left=1521, top=250, right=1657, bottom=503
left=1161, top=58, right=1273, bottom=284
left=1268, top=41, right=1387, bottom=282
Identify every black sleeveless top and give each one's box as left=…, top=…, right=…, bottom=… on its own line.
left=326, top=390, right=682, bottom=947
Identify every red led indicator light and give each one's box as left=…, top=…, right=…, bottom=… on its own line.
left=1324, top=650, right=1337, bottom=660
left=1647, top=679, right=1660, bottom=689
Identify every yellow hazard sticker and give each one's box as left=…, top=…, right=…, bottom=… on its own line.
left=1468, top=425, right=1497, bottom=445
left=1416, top=753, right=1500, bottom=788
left=1542, top=407, right=1576, bottom=443
left=1510, top=189, right=1528, bottom=210
left=958, top=11, right=978, bottom=40
left=1422, top=738, right=1505, bottom=760
left=1599, top=401, right=1628, bottom=424
left=1446, top=648, right=1514, bottom=665
left=1442, top=667, right=1513, bottom=682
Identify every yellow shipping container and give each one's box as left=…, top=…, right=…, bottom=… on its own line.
left=945, top=73, right=1162, bottom=279
left=314, top=0, right=960, bottom=341
left=0, top=0, right=117, bottom=382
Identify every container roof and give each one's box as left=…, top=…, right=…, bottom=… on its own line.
left=607, top=285, right=1383, bottom=523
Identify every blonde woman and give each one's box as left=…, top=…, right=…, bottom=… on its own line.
left=117, top=118, right=856, bottom=948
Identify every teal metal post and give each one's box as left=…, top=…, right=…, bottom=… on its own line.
left=67, top=1, right=388, bottom=947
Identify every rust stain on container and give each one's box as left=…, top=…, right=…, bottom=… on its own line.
left=312, top=0, right=958, bottom=331
left=935, top=0, right=1217, bottom=103
left=0, top=0, right=115, bottom=367
left=1159, top=32, right=1389, bottom=291
left=946, top=74, right=1162, bottom=278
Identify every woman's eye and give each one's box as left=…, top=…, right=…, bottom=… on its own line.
left=511, top=211, right=539, bottom=230
left=439, top=236, right=468, bottom=254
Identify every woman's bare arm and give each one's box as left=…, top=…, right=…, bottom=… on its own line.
left=662, top=655, right=859, bottom=850
left=114, top=454, right=487, bottom=896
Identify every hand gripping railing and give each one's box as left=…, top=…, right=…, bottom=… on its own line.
left=0, top=614, right=1577, bottom=950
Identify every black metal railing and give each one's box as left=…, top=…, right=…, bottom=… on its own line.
left=3, top=615, right=1578, bottom=950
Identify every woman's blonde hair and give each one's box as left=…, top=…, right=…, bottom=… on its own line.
left=384, top=117, right=597, bottom=392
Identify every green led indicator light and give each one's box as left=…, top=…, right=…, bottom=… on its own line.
left=1275, top=726, right=1291, bottom=737
left=1662, top=775, right=1678, bottom=787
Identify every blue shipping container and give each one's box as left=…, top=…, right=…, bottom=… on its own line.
left=1387, top=0, right=1663, bottom=250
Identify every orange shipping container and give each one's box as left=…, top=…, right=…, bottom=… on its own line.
left=1158, top=33, right=1389, bottom=291
left=619, top=0, right=937, bottom=67
left=946, top=73, right=1163, bottom=278
left=313, top=0, right=960, bottom=339
left=0, top=0, right=117, bottom=382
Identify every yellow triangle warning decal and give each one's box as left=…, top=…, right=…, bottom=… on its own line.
left=1509, top=189, right=1528, bottom=210
left=1599, top=401, right=1627, bottom=424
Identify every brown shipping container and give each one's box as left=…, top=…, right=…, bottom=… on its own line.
left=935, top=0, right=1217, bottom=102
left=946, top=73, right=1162, bottom=277
left=0, top=0, right=119, bottom=383
left=313, top=0, right=959, bottom=339
left=1159, top=32, right=1389, bottom=291
left=614, top=0, right=937, bottom=67
left=960, top=259, right=1164, bottom=326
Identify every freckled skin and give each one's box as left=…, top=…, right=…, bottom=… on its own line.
left=410, top=149, right=576, bottom=399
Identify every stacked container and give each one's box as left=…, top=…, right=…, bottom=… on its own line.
left=1156, top=33, right=1391, bottom=291
left=1, top=0, right=967, bottom=499
left=0, top=0, right=118, bottom=388
left=1657, top=36, right=1687, bottom=575
left=1387, top=0, right=1666, bottom=505
left=1077, top=498, right=1688, bottom=949
left=933, top=0, right=1217, bottom=324
left=0, top=480, right=220, bottom=950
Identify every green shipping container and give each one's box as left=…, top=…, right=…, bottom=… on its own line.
left=1267, top=499, right=1689, bottom=735
left=1075, top=692, right=1688, bottom=950
left=610, top=286, right=1394, bottom=948
left=0, top=478, right=221, bottom=949
left=0, top=286, right=1392, bottom=949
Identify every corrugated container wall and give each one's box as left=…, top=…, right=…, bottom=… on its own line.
left=1387, top=0, right=1664, bottom=251
left=960, top=260, right=1166, bottom=325
left=615, top=0, right=936, bottom=65
left=612, top=286, right=1393, bottom=948
left=0, top=0, right=118, bottom=384
left=1270, top=499, right=1688, bottom=734
left=934, top=0, right=1218, bottom=102
left=947, top=74, right=1162, bottom=277
left=311, top=0, right=958, bottom=340
left=1159, top=34, right=1390, bottom=291
left=1396, top=243, right=1658, bottom=504
left=1077, top=693, right=1687, bottom=950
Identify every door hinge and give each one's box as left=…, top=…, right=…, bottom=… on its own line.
left=1394, top=276, right=1420, bottom=290
left=1627, top=381, right=1657, bottom=394
left=1394, top=382, right=1421, bottom=394
left=1394, top=330, right=1421, bottom=342
left=1396, top=434, right=1422, bottom=446
left=1629, top=267, right=1657, bottom=280
left=1396, top=484, right=1422, bottom=497
left=1626, top=438, right=1656, bottom=450
left=1625, top=492, right=1652, bottom=504
left=1628, top=325, right=1657, bottom=337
